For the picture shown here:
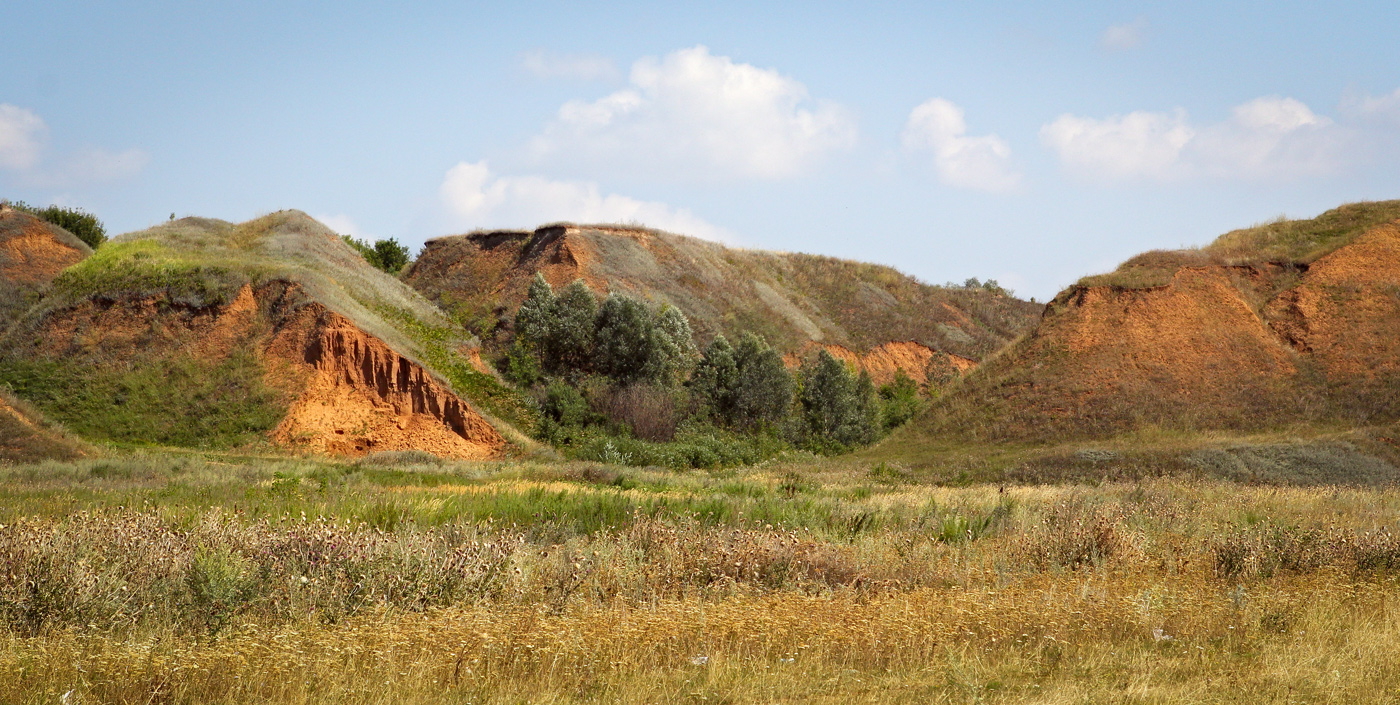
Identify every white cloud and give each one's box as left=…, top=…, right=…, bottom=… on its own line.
left=901, top=98, right=1020, bottom=191
left=1341, top=87, right=1400, bottom=127
left=1041, top=96, right=1343, bottom=181
left=0, top=104, right=47, bottom=171
left=1101, top=18, right=1148, bottom=51
left=0, top=103, right=148, bottom=185
left=527, top=45, right=857, bottom=180
left=439, top=160, right=733, bottom=242
left=1041, top=109, right=1194, bottom=179
left=521, top=50, right=618, bottom=81
left=315, top=213, right=367, bottom=238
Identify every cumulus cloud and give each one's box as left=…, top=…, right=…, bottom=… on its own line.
left=0, top=104, right=47, bottom=171
left=439, top=160, right=733, bottom=242
left=521, top=50, right=618, bottom=81
left=1041, top=96, right=1345, bottom=181
left=0, top=103, right=148, bottom=185
left=528, top=45, right=857, bottom=180
left=901, top=98, right=1020, bottom=191
left=1101, top=18, right=1148, bottom=51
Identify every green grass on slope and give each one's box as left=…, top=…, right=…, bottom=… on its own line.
left=0, top=348, right=286, bottom=450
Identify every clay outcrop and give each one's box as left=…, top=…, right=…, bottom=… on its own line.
left=783, top=341, right=977, bottom=387
left=904, top=210, right=1400, bottom=445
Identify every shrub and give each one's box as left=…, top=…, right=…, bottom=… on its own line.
left=605, top=383, right=681, bottom=442
left=879, top=369, right=924, bottom=430
left=691, top=335, right=738, bottom=417
left=342, top=235, right=411, bottom=274
left=11, top=201, right=106, bottom=249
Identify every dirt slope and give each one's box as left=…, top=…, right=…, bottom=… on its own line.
left=891, top=201, right=1400, bottom=450
left=0, top=389, right=88, bottom=463
left=0, top=205, right=92, bottom=324
left=783, top=341, right=977, bottom=387
left=0, top=212, right=510, bottom=459
left=404, top=224, right=1041, bottom=361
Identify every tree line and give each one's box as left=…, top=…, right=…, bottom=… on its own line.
left=503, top=274, right=926, bottom=456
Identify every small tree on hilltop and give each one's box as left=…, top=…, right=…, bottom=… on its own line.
left=373, top=238, right=411, bottom=274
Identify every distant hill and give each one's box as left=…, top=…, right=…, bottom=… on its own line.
left=885, top=200, right=1400, bottom=457
left=0, top=205, right=92, bottom=324
left=403, top=224, right=1042, bottom=366
left=0, top=211, right=525, bottom=459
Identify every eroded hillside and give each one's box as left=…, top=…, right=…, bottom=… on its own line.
left=0, top=206, right=92, bottom=324
left=404, top=224, right=1041, bottom=362
left=0, top=212, right=514, bottom=459
left=891, top=201, right=1400, bottom=450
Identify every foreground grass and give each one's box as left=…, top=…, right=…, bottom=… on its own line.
left=3, top=450, right=1400, bottom=702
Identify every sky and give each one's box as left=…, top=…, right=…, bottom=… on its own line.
left=4, top=1, right=1400, bottom=301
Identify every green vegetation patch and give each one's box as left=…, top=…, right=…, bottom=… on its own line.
left=51, top=239, right=249, bottom=308
left=0, top=349, right=286, bottom=449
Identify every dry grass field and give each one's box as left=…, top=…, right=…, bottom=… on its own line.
left=3, top=449, right=1400, bottom=703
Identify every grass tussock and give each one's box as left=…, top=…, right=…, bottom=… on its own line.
left=3, top=452, right=1400, bottom=701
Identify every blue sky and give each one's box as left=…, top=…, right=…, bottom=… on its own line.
left=4, top=1, right=1400, bottom=300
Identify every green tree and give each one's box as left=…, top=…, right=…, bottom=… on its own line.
left=513, top=273, right=556, bottom=351
left=372, top=238, right=411, bottom=274
left=10, top=202, right=106, bottom=249
left=730, top=333, right=792, bottom=428
left=691, top=335, right=738, bottom=417
left=592, top=294, right=656, bottom=384
left=544, top=279, right=598, bottom=376
left=646, top=305, right=697, bottom=386
left=342, top=235, right=411, bottom=274
left=878, top=368, right=924, bottom=430
left=798, top=350, right=878, bottom=448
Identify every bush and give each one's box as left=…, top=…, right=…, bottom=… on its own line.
left=342, top=235, right=411, bottom=274
left=879, top=369, right=924, bottom=430
left=605, top=383, right=681, bottom=442
left=731, top=333, right=793, bottom=429
left=11, top=201, right=106, bottom=249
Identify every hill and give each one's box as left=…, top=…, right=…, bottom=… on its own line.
left=882, top=200, right=1400, bottom=462
left=0, top=205, right=92, bottom=324
left=0, top=211, right=525, bottom=459
left=403, top=224, right=1041, bottom=365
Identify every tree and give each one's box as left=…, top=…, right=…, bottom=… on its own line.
left=878, top=368, right=924, bottom=430
left=691, top=335, right=738, bottom=417
left=798, top=350, right=878, bottom=447
left=342, top=235, right=411, bottom=275
left=592, top=294, right=656, bottom=384
left=513, top=273, right=556, bottom=351
left=730, top=333, right=792, bottom=428
left=373, top=238, right=411, bottom=274
left=10, top=202, right=106, bottom=249
left=646, top=305, right=697, bottom=386
left=544, top=279, right=597, bottom=376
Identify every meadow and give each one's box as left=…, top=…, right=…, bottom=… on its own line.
left=3, top=449, right=1400, bottom=703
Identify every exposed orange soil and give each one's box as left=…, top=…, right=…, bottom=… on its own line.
left=784, top=341, right=977, bottom=387
left=1264, top=223, right=1400, bottom=380
left=0, top=209, right=89, bottom=287
left=918, top=220, right=1400, bottom=442
left=268, top=304, right=505, bottom=459
left=19, top=280, right=506, bottom=460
